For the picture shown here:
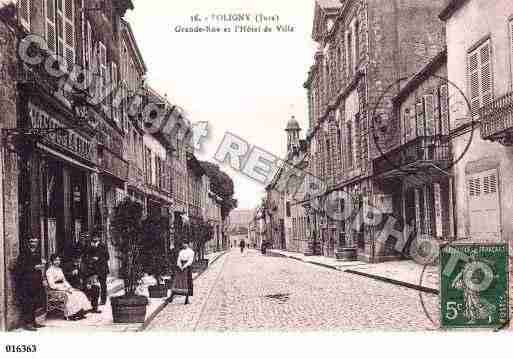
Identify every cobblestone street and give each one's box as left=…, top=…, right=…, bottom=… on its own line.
left=147, top=249, right=439, bottom=331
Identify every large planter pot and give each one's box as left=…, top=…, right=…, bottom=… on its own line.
left=336, top=247, right=357, bottom=261
left=111, top=295, right=149, bottom=324
left=148, top=284, right=168, bottom=298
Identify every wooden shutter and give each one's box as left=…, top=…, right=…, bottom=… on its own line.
left=439, top=85, right=449, bottom=135
left=468, top=49, right=480, bottom=116
left=46, top=0, right=57, bottom=53
left=415, top=101, right=425, bottom=137
left=424, top=94, right=435, bottom=136
left=112, top=62, right=119, bottom=123
left=99, top=42, right=107, bottom=99
left=467, top=40, right=493, bottom=117
left=480, top=41, right=493, bottom=108
left=63, top=0, right=75, bottom=70
left=19, top=0, right=30, bottom=30
left=510, top=20, right=513, bottom=85
left=467, top=169, right=500, bottom=242
left=56, top=0, right=64, bottom=59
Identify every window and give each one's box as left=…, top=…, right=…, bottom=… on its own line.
left=467, top=40, right=493, bottom=116
left=55, top=0, right=75, bottom=70
left=112, top=62, right=119, bottom=123
left=18, top=0, right=30, bottom=30
left=510, top=20, right=513, bottom=86
left=403, top=107, right=414, bottom=143
left=467, top=169, right=500, bottom=241
left=354, top=21, right=359, bottom=69
left=346, top=31, right=353, bottom=78
left=424, top=94, right=435, bottom=136
left=99, top=42, right=107, bottom=100
left=286, top=202, right=291, bottom=217
left=45, top=0, right=57, bottom=52
left=439, top=85, right=450, bottom=135
left=415, top=101, right=425, bottom=137
left=347, top=121, right=353, bottom=168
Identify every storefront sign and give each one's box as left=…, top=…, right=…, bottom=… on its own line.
left=29, top=102, right=93, bottom=161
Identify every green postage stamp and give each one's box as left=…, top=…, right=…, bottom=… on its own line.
left=440, top=244, right=509, bottom=329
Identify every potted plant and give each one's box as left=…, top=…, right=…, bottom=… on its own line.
left=142, top=215, right=170, bottom=298
left=110, top=199, right=148, bottom=323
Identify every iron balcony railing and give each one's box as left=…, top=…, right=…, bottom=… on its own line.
left=480, top=90, right=513, bottom=139
left=374, top=136, right=451, bottom=176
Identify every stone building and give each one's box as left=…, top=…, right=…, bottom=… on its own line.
left=0, top=0, right=135, bottom=330
left=303, top=0, right=446, bottom=262
left=440, top=0, right=513, bottom=246
left=266, top=116, right=310, bottom=253
left=373, top=49, right=453, bottom=252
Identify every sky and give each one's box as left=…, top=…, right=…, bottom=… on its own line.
left=126, top=0, right=317, bottom=210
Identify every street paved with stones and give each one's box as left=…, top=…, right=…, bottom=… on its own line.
left=147, top=249, right=439, bottom=331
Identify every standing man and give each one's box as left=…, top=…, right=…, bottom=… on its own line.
left=15, top=238, right=46, bottom=331
left=84, top=234, right=109, bottom=306
left=239, top=239, right=246, bottom=254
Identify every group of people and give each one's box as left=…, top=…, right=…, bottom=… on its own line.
left=16, top=235, right=110, bottom=331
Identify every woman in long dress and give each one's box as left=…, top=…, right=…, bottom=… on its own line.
left=168, top=242, right=194, bottom=305
left=46, top=254, right=92, bottom=320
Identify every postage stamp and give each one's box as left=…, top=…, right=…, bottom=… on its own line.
left=440, top=244, right=509, bottom=329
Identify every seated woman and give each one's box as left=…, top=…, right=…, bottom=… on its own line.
left=46, top=254, right=92, bottom=320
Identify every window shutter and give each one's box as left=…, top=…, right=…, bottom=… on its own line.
left=99, top=42, right=107, bottom=99
left=439, top=85, right=449, bottom=135
left=56, top=0, right=64, bottom=59
left=63, top=0, right=75, bottom=70
left=112, top=62, right=119, bottom=123
left=479, top=41, right=493, bottom=108
left=510, top=20, right=513, bottom=86
left=46, top=0, right=57, bottom=53
left=467, top=50, right=480, bottom=116
left=424, top=94, right=435, bottom=136
left=19, top=0, right=30, bottom=30
left=415, top=101, right=425, bottom=137
left=403, top=108, right=413, bottom=142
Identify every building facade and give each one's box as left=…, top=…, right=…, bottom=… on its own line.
left=440, top=0, right=513, bottom=247
left=0, top=0, right=135, bottom=330
left=302, top=0, right=446, bottom=262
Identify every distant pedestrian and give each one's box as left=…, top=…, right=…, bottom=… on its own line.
left=83, top=234, right=110, bottom=306
left=168, top=242, right=194, bottom=305
left=239, top=239, right=246, bottom=254
left=15, top=238, right=46, bottom=331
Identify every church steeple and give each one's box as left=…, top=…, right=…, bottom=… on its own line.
left=285, top=115, right=301, bottom=153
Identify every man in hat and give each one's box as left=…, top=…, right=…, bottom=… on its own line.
left=16, top=238, right=46, bottom=331
left=83, top=234, right=110, bottom=305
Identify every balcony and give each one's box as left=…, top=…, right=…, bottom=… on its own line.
left=480, top=91, right=513, bottom=145
left=373, top=136, right=451, bottom=179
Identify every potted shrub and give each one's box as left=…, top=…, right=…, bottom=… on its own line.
left=142, top=215, right=170, bottom=298
left=110, top=199, right=148, bottom=323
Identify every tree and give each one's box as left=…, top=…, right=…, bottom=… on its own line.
left=110, top=199, right=145, bottom=296
left=200, top=161, right=238, bottom=218
left=141, top=215, right=170, bottom=285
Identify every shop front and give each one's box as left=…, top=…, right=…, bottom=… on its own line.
left=23, top=101, right=96, bottom=262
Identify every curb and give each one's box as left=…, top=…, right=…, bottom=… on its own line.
left=344, top=269, right=439, bottom=294
left=270, top=250, right=438, bottom=295
left=137, top=251, right=228, bottom=332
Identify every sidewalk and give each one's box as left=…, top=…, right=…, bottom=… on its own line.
left=17, top=251, right=226, bottom=333
left=268, top=249, right=439, bottom=294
